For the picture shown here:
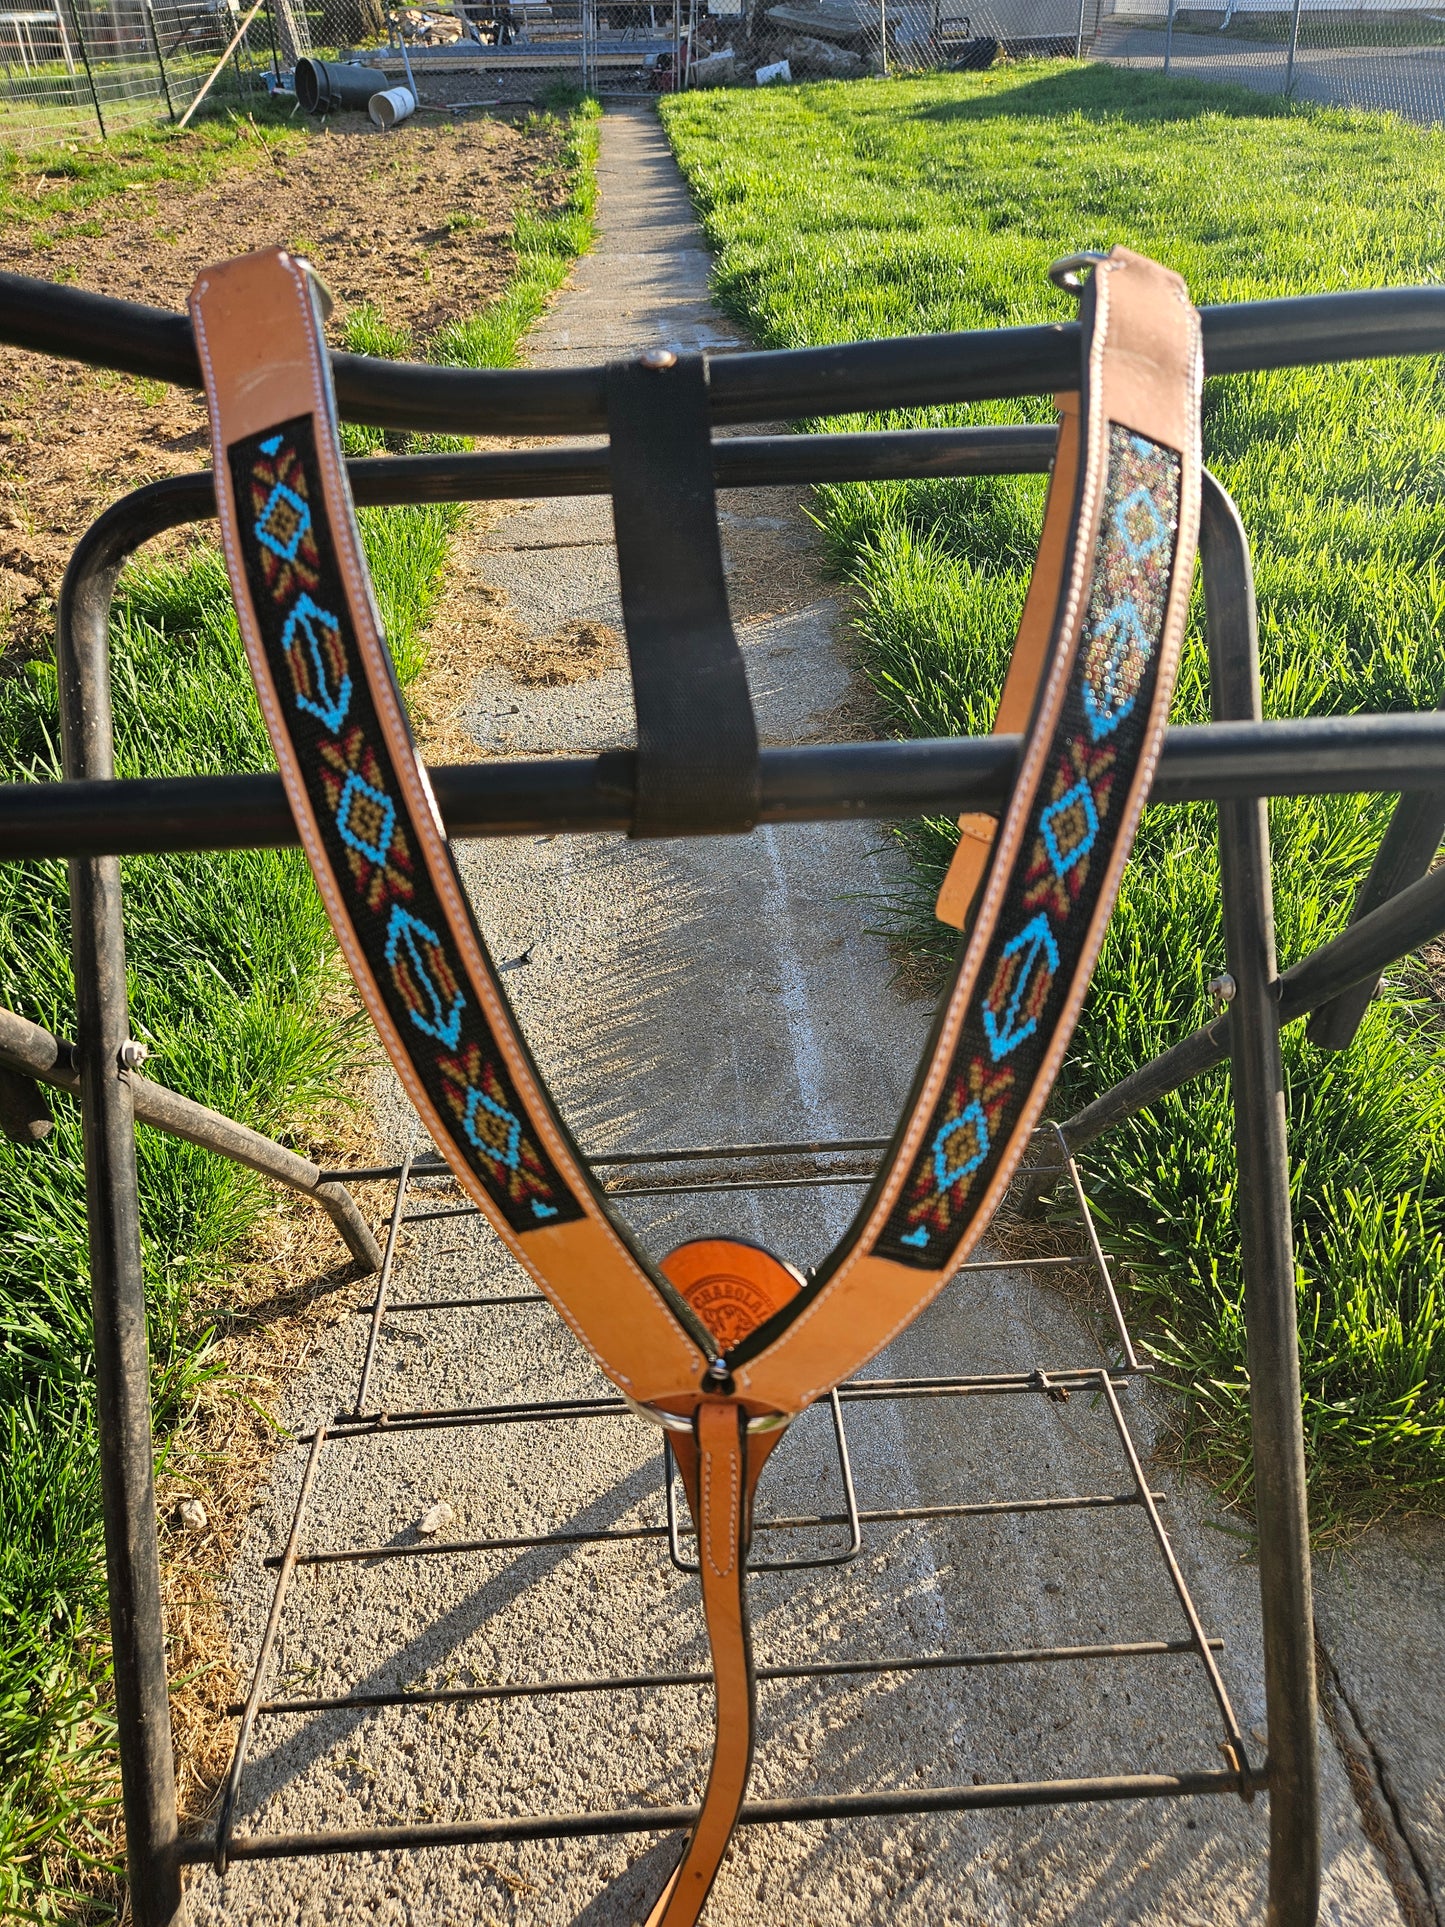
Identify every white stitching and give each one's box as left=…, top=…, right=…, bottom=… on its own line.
left=284, top=260, right=706, bottom=1386
left=197, top=254, right=701, bottom=1395
left=700, top=1429, right=738, bottom=1579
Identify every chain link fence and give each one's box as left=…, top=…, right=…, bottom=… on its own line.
left=680, top=0, right=1444, bottom=114
left=4, top=0, right=1440, bottom=150
left=691, top=0, right=1444, bottom=117
left=1086, top=0, right=1445, bottom=124
left=0, top=0, right=311, bottom=145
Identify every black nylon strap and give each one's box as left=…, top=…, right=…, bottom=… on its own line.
left=606, top=353, right=760, bottom=838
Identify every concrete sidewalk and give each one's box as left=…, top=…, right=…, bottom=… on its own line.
left=187, top=105, right=1435, bottom=1926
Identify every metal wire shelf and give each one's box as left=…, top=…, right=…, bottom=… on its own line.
left=194, top=1130, right=1257, bottom=1882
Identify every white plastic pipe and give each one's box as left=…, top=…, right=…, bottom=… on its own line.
left=369, top=83, right=417, bottom=127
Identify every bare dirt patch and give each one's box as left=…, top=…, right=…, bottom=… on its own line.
left=411, top=525, right=627, bottom=762
left=0, top=110, right=567, bottom=654
left=0, top=107, right=582, bottom=1857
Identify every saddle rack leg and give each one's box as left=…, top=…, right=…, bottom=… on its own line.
left=57, top=519, right=184, bottom=1927
left=1203, top=474, right=1321, bottom=1926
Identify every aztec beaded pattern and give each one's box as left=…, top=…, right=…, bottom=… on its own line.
left=230, top=416, right=583, bottom=1235
left=875, top=425, right=1182, bottom=1270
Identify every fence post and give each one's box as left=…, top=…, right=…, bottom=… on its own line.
left=1075, top=0, right=1087, bottom=60
left=143, top=0, right=176, bottom=120
left=63, top=0, right=107, bottom=138
left=56, top=513, right=183, bottom=1926
left=1162, top=0, right=1177, bottom=74
left=228, top=0, right=250, bottom=95
left=1283, top=0, right=1303, bottom=93
left=53, top=0, right=77, bottom=74
left=1203, top=477, right=1322, bottom=1927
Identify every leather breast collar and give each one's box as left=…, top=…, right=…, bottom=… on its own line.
left=191, top=242, right=1201, bottom=1925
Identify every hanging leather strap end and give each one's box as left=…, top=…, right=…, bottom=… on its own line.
left=649, top=1398, right=782, bottom=1927
left=935, top=812, right=997, bottom=931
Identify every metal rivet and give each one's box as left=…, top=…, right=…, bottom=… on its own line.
left=638, top=347, right=678, bottom=370
left=706, top=1356, right=729, bottom=1381
left=118, top=1040, right=148, bottom=1070
left=1208, top=972, right=1237, bottom=1010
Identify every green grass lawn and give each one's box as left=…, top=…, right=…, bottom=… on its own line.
left=0, top=95, right=597, bottom=1921
left=0, top=108, right=303, bottom=229
left=661, top=67, right=1445, bottom=1517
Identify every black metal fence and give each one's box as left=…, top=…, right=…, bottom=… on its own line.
left=1, top=263, right=1443, bottom=1926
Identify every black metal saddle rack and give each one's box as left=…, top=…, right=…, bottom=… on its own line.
left=3, top=266, right=1445, bottom=1927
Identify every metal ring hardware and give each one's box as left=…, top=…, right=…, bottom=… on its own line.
left=622, top=1393, right=790, bottom=1435
left=1049, top=251, right=1109, bottom=297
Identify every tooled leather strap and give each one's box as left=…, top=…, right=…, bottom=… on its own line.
left=934, top=393, right=1082, bottom=930
left=190, top=250, right=716, bottom=1413
left=191, top=244, right=1200, bottom=1927
left=729, top=247, right=1201, bottom=1416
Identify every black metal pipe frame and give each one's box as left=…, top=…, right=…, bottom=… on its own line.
left=214, top=1425, right=330, bottom=1876
left=12, top=437, right=1445, bottom=859
left=267, top=1488, right=1169, bottom=1573
left=1304, top=785, right=1445, bottom=1051
left=1202, top=478, right=1320, bottom=1924
left=0, top=1004, right=382, bottom=1269
left=350, top=1138, right=413, bottom=1416
left=1042, top=851, right=1445, bottom=1168
left=203, top=1150, right=1254, bottom=1873
left=2, top=269, right=1442, bottom=434
left=14, top=710, right=1445, bottom=858
left=316, top=1366, right=1141, bottom=1442
left=231, top=1636, right=1224, bottom=1721
left=182, top=1769, right=1260, bottom=1866
left=14, top=711, right=1445, bottom=858
left=19, top=304, right=1443, bottom=1915
left=55, top=471, right=183, bottom=1924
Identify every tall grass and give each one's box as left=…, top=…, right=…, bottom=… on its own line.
left=661, top=67, right=1445, bottom=1512
left=0, top=95, right=598, bottom=1920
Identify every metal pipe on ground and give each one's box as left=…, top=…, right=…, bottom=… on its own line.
left=295, top=56, right=389, bottom=111
left=0, top=1005, right=382, bottom=1272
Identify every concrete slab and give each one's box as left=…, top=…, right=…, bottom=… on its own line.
left=185, top=103, right=1421, bottom=1926
left=1315, top=1522, right=1445, bottom=1924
